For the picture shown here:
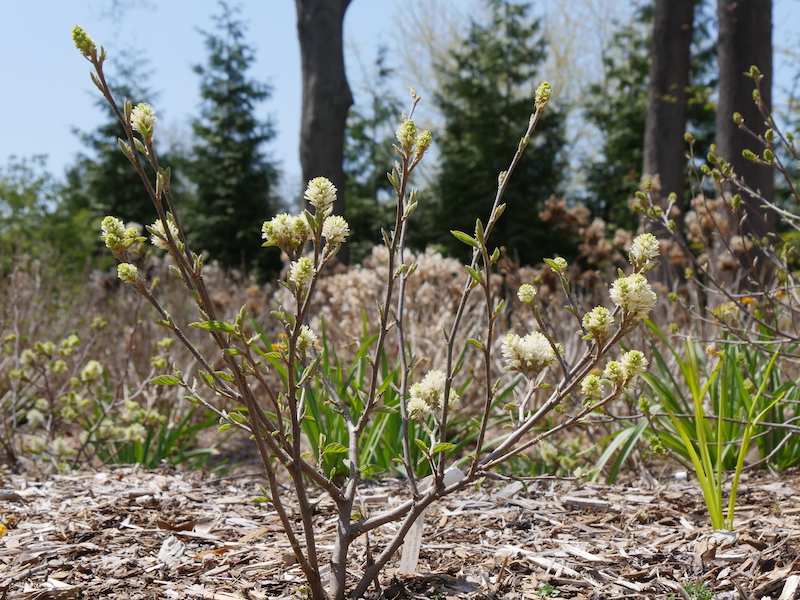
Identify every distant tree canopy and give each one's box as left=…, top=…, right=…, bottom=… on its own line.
left=0, top=156, right=95, bottom=273
left=583, top=1, right=716, bottom=233
left=428, top=0, right=569, bottom=267
left=184, top=2, right=281, bottom=278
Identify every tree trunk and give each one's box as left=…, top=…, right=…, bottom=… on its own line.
left=716, top=0, right=773, bottom=214
left=642, top=0, right=694, bottom=236
left=716, top=0, right=773, bottom=285
left=295, top=0, right=353, bottom=234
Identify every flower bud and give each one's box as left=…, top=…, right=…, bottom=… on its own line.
left=72, top=26, right=95, bottom=57
left=117, top=263, right=140, bottom=284
left=101, top=216, right=127, bottom=250
left=517, top=284, right=537, bottom=303
left=396, top=120, right=418, bottom=152
left=535, top=81, right=551, bottom=108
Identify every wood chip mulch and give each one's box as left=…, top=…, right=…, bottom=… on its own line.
left=2, top=466, right=800, bottom=599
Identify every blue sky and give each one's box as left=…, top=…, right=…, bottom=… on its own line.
left=1, top=1, right=798, bottom=198
left=0, top=0, right=399, bottom=194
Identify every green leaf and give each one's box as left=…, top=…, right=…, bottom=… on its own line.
left=150, top=374, right=181, bottom=385
left=465, top=266, right=483, bottom=285
left=414, top=438, right=429, bottom=454
left=431, top=442, right=456, bottom=454
left=215, top=370, right=234, bottom=383
left=198, top=370, right=213, bottom=387
left=450, top=230, right=479, bottom=248
left=373, top=405, right=399, bottom=414
left=492, top=299, right=505, bottom=319
left=467, top=338, right=485, bottom=350
left=323, top=442, right=348, bottom=455
left=360, top=464, right=385, bottom=477
left=474, top=218, right=485, bottom=244
left=190, top=320, right=237, bottom=334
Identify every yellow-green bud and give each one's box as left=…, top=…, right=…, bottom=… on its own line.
left=415, top=130, right=432, bottom=156
left=517, top=284, right=537, bottom=303
left=72, top=26, right=95, bottom=57
left=396, top=120, right=418, bottom=152
left=117, top=263, right=140, bottom=284
left=535, top=81, right=551, bottom=107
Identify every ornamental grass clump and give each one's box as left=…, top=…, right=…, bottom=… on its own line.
left=73, top=27, right=657, bottom=600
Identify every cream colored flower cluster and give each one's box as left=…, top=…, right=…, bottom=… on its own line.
left=262, top=178, right=350, bottom=260
left=501, top=332, right=558, bottom=377
left=407, top=370, right=459, bottom=420
left=580, top=350, right=649, bottom=401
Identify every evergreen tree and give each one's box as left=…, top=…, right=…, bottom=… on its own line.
left=343, top=48, right=403, bottom=264
left=429, top=0, right=568, bottom=267
left=584, top=2, right=716, bottom=232
left=186, top=2, right=280, bottom=277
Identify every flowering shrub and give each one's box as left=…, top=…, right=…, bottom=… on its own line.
left=72, top=27, right=658, bottom=600
left=0, top=257, right=226, bottom=472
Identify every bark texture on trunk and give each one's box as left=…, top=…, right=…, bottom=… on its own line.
left=642, top=0, right=694, bottom=234
left=716, top=0, right=773, bottom=236
left=295, top=0, right=354, bottom=221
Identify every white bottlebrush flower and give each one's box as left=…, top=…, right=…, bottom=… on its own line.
left=149, top=215, right=180, bottom=250
left=322, top=215, right=350, bottom=244
left=621, top=350, right=649, bottom=379
left=130, top=103, right=157, bottom=137
left=288, top=257, right=316, bottom=289
left=262, top=213, right=310, bottom=254
left=609, top=273, right=657, bottom=320
left=304, top=177, right=337, bottom=216
left=602, top=361, right=627, bottom=388
left=407, top=395, right=431, bottom=420
left=580, top=375, right=604, bottom=401
left=20, top=349, right=36, bottom=368
left=295, top=325, right=319, bottom=359
left=26, top=408, right=46, bottom=429
left=408, top=369, right=459, bottom=413
left=501, top=332, right=557, bottom=376
left=123, top=423, right=147, bottom=443
left=117, top=263, right=140, bottom=284
left=27, top=436, right=47, bottom=453
left=582, top=306, right=614, bottom=340
left=628, top=233, right=660, bottom=268
left=51, top=437, right=75, bottom=457
left=81, top=359, right=104, bottom=383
